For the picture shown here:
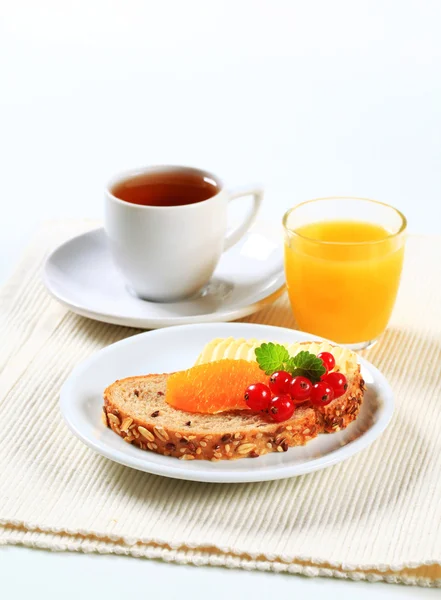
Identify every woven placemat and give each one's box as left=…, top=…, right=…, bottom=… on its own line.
left=0, top=221, right=440, bottom=587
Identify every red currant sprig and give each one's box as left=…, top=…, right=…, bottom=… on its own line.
left=269, top=370, right=292, bottom=395
left=244, top=383, right=272, bottom=411
left=268, top=394, right=295, bottom=422
left=289, top=376, right=312, bottom=403
left=310, top=381, right=334, bottom=406
left=244, top=351, right=347, bottom=424
left=323, top=372, right=348, bottom=398
left=317, top=351, right=336, bottom=374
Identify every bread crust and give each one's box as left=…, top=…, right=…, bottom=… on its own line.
left=103, top=368, right=365, bottom=461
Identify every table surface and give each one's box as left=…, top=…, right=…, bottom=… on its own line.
left=1, top=1, right=440, bottom=598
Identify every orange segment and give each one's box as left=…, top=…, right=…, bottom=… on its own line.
left=166, top=359, right=269, bottom=414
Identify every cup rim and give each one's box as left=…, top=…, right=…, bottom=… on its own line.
left=106, top=165, right=224, bottom=210
left=282, top=196, right=407, bottom=246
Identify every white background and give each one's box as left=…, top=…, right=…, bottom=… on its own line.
left=0, top=1, right=440, bottom=597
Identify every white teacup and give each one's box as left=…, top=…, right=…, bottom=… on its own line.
left=104, top=165, right=263, bottom=302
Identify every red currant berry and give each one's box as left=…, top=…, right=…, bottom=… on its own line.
left=268, top=394, right=295, bottom=422
left=310, top=382, right=334, bottom=406
left=244, top=383, right=271, bottom=411
left=269, top=370, right=293, bottom=395
left=323, top=372, right=348, bottom=398
left=289, top=376, right=312, bottom=402
left=318, top=351, right=335, bottom=372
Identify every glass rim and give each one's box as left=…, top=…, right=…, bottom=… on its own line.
left=282, top=196, right=407, bottom=246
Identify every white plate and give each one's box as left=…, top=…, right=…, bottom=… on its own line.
left=60, top=322, right=394, bottom=483
left=44, top=223, right=285, bottom=329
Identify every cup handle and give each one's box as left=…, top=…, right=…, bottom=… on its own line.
left=223, top=187, right=263, bottom=251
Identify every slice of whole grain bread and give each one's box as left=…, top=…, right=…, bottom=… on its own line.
left=103, top=367, right=365, bottom=461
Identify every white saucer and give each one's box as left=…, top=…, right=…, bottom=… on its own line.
left=44, top=222, right=285, bottom=329
left=60, top=322, right=394, bottom=483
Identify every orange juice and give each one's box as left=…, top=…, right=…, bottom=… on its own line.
left=284, top=220, right=405, bottom=343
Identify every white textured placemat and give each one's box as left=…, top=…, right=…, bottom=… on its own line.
left=0, top=221, right=440, bottom=587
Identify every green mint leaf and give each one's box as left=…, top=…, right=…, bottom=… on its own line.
left=284, top=356, right=297, bottom=373
left=290, top=350, right=326, bottom=383
left=255, top=342, right=290, bottom=375
left=255, top=344, right=326, bottom=383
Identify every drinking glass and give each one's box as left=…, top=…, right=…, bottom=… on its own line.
left=283, top=197, right=407, bottom=350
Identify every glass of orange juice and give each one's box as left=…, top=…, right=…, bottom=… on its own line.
left=283, top=197, right=406, bottom=349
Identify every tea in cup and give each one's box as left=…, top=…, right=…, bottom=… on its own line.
left=105, top=166, right=263, bottom=302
